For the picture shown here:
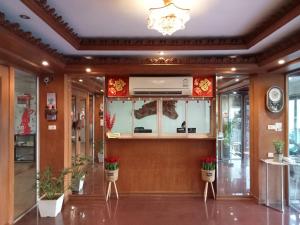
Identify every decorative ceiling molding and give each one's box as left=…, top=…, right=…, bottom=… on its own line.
left=21, top=0, right=81, bottom=48
left=257, top=29, right=300, bottom=66
left=0, top=11, right=65, bottom=61
left=20, top=0, right=300, bottom=51
left=245, top=0, right=300, bottom=47
left=64, top=55, right=258, bottom=65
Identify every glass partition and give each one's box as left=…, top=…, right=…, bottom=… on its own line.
left=162, top=100, right=186, bottom=135
left=107, top=100, right=133, bottom=135
left=14, top=69, right=37, bottom=218
left=133, top=100, right=158, bottom=135
left=187, top=100, right=210, bottom=134
left=288, top=75, right=300, bottom=212
left=107, top=98, right=213, bottom=138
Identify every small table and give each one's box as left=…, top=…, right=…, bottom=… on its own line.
left=261, top=159, right=289, bottom=212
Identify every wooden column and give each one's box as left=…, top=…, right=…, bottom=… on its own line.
left=0, top=65, right=14, bottom=225
left=39, top=74, right=72, bottom=193
left=249, top=73, right=286, bottom=201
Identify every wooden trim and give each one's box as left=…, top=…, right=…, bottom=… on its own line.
left=20, top=0, right=80, bottom=49
left=19, top=0, right=300, bottom=51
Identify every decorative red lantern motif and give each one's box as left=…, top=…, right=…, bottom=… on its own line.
left=107, top=77, right=129, bottom=97
left=193, top=76, right=214, bottom=97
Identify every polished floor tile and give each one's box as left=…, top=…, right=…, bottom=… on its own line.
left=15, top=197, right=300, bottom=225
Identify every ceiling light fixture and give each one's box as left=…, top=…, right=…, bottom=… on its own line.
left=42, top=60, right=49, bottom=66
left=231, top=67, right=237, bottom=72
left=159, top=51, right=165, bottom=56
left=278, top=59, right=285, bottom=65
left=235, top=78, right=240, bottom=82
left=84, top=56, right=93, bottom=60
left=78, top=79, right=83, bottom=82
left=148, top=0, right=190, bottom=36
left=85, top=68, right=91, bottom=73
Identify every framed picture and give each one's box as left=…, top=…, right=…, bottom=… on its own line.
left=46, top=92, right=57, bottom=121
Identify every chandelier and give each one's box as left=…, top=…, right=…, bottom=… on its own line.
left=147, top=0, right=190, bottom=36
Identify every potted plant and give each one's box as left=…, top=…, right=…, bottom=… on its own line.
left=273, top=140, right=284, bottom=162
left=105, top=112, right=116, bottom=134
left=105, top=156, right=119, bottom=182
left=70, top=155, right=90, bottom=192
left=37, top=167, right=69, bottom=217
left=98, top=140, right=104, bottom=163
left=200, top=156, right=216, bottom=182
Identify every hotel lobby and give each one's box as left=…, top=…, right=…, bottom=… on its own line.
left=0, top=0, right=300, bottom=225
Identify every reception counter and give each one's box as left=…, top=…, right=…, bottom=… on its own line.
left=106, top=138, right=216, bottom=194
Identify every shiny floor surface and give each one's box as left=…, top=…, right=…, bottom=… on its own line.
left=217, top=158, right=250, bottom=196
left=15, top=197, right=300, bottom=225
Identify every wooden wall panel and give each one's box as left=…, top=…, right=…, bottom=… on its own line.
left=39, top=74, right=71, bottom=173
left=249, top=73, right=286, bottom=201
left=107, top=139, right=215, bottom=194
left=0, top=65, right=14, bottom=225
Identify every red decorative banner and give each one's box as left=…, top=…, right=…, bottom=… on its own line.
left=193, top=76, right=214, bottom=97
left=107, top=76, right=129, bottom=97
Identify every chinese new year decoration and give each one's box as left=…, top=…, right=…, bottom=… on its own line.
left=107, top=77, right=129, bottom=97
left=193, top=76, right=214, bottom=97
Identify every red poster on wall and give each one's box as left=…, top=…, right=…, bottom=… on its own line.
left=107, top=76, right=129, bottom=97
left=193, top=76, right=214, bottom=97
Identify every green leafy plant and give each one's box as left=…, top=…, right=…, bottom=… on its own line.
left=273, top=140, right=284, bottom=154
left=200, top=157, right=216, bottom=170
left=71, top=155, right=91, bottom=182
left=37, top=167, right=69, bottom=200
left=105, top=156, right=119, bottom=170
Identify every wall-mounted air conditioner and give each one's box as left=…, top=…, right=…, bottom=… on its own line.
left=129, top=77, right=193, bottom=96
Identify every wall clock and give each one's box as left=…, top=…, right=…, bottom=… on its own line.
left=266, top=86, right=284, bottom=113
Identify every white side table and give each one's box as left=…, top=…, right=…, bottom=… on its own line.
left=261, top=159, right=289, bottom=212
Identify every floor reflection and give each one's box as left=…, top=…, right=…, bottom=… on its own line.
left=15, top=197, right=300, bottom=225
left=217, top=157, right=250, bottom=196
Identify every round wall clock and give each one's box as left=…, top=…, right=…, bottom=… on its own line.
left=266, top=86, right=284, bottom=113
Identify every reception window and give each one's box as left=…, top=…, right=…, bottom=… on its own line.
left=106, top=98, right=213, bottom=138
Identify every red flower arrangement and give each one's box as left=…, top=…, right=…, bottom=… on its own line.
left=105, top=156, right=119, bottom=170
left=105, top=112, right=116, bottom=131
left=200, top=156, right=216, bottom=170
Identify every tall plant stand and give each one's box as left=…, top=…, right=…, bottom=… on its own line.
left=105, top=169, right=119, bottom=201
left=202, top=169, right=216, bottom=202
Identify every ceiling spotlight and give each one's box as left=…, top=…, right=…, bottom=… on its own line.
left=229, top=55, right=237, bottom=59
left=78, top=79, right=83, bottom=82
left=159, top=51, right=165, bottom=56
left=231, top=67, right=237, bottom=72
left=84, top=56, right=93, bottom=60
left=85, top=68, right=91, bottom=73
left=42, top=61, right=49, bottom=66
left=233, top=91, right=237, bottom=94
left=235, top=78, right=240, bottom=82
left=19, top=14, right=30, bottom=20
left=100, top=89, right=104, bottom=92
left=278, top=59, right=285, bottom=65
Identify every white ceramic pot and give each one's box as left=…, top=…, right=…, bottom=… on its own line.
left=105, top=169, right=119, bottom=182
left=98, top=152, right=104, bottom=163
left=201, top=169, right=215, bottom=182
left=38, top=194, right=64, bottom=217
left=273, top=153, right=283, bottom=162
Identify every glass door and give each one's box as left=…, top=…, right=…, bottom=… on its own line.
left=14, top=69, right=38, bottom=218
left=217, top=92, right=250, bottom=196
left=288, top=75, right=300, bottom=212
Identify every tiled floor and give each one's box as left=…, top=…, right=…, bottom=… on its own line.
left=15, top=197, right=300, bottom=225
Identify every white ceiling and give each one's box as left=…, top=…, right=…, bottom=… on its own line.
left=0, top=0, right=298, bottom=56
